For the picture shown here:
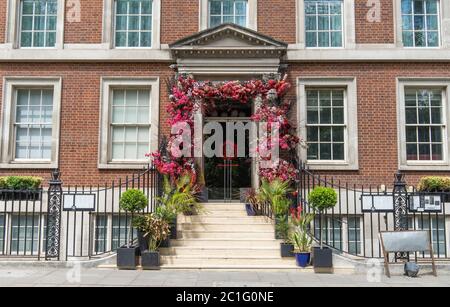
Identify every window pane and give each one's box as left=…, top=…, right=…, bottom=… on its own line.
left=320, top=107, right=332, bottom=124
left=332, top=107, right=344, bottom=124
left=432, top=144, right=443, bottom=160
left=318, top=32, right=330, bottom=47
left=320, top=127, right=331, bottom=142
left=406, top=126, right=417, bottom=142
left=306, top=88, right=347, bottom=162
left=208, top=0, right=247, bottom=27
left=111, top=89, right=151, bottom=161
left=419, top=143, right=431, bottom=160
left=14, top=89, right=53, bottom=160
left=210, top=1, right=222, bottom=14
left=331, top=31, right=342, bottom=47
left=307, top=127, right=319, bottom=142
left=20, top=0, right=58, bottom=47
left=333, top=127, right=344, bottom=142
left=418, top=126, right=430, bottom=142
left=115, top=0, right=153, bottom=47
left=407, top=144, right=418, bottom=160
left=307, top=143, right=319, bottom=160
left=306, top=32, right=317, bottom=47
left=307, top=109, right=319, bottom=124
left=333, top=143, right=344, bottom=160
left=320, top=143, right=332, bottom=160
left=306, top=16, right=316, bottom=31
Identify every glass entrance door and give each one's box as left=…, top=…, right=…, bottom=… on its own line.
left=204, top=120, right=252, bottom=202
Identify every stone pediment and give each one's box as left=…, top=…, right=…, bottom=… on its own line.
left=170, top=23, right=287, bottom=59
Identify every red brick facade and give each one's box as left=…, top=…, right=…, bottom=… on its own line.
left=0, top=1, right=448, bottom=188
left=355, top=0, right=395, bottom=44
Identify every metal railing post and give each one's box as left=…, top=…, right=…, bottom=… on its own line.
left=45, top=169, right=63, bottom=260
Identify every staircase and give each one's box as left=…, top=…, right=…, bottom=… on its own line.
left=160, top=203, right=297, bottom=269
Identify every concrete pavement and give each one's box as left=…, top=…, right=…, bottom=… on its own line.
left=0, top=267, right=448, bottom=287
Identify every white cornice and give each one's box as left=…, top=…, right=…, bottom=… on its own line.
left=1, top=45, right=450, bottom=62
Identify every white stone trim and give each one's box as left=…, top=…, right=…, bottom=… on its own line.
left=102, top=0, right=161, bottom=49
left=397, top=78, right=450, bottom=171
left=296, top=0, right=356, bottom=49
left=177, top=58, right=281, bottom=75
left=394, top=0, right=450, bottom=48
left=199, top=0, right=258, bottom=31
left=6, top=0, right=65, bottom=49
left=98, top=77, right=160, bottom=169
left=0, top=77, right=62, bottom=169
left=297, top=77, right=359, bottom=170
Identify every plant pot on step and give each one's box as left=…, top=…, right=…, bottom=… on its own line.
left=141, top=251, right=161, bottom=270
left=245, top=204, right=256, bottom=216
left=169, top=217, right=177, bottom=239
left=313, top=247, right=333, bottom=273
left=280, top=243, right=294, bottom=258
left=295, top=252, right=311, bottom=268
left=117, top=246, right=139, bottom=270
left=197, top=186, right=208, bottom=203
left=159, top=238, right=171, bottom=248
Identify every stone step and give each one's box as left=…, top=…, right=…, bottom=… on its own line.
left=180, top=216, right=270, bottom=224
left=160, top=255, right=295, bottom=267
left=179, top=230, right=275, bottom=240
left=185, top=210, right=249, bottom=217
left=160, top=247, right=280, bottom=257
left=200, top=204, right=247, bottom=211
left=170, top=239, right=281, bottom=248
left=179, top=223, right=274, bottom=232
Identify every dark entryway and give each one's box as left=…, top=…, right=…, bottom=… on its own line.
left=204, top=111, right=253, bottom=202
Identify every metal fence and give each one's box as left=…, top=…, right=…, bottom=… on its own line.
left=297, top=161, right=450, bottom=260
left=0, top=165, right=161, bottom=261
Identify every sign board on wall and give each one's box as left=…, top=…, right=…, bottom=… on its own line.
left=63, top=194, right=96, bottom=211
left=408, top=194, right=442, bottom=213
left=361, top=194, right=394, bottom=212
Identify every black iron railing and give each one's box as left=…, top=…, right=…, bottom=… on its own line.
left=297, top=161, right=449, bottom=260
left=0, top=164, right=162, bottom=261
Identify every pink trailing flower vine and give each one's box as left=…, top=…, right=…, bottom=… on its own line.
left=149, top=74, right=301, bottom=183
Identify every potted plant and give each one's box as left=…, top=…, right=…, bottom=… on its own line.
left=308, top=186, right=338, bottom=273
left=0, top=176, right=43, bottom=201
left=291, top=206, right=315, bottom=267
left=117, top=189, right=148, bottom=270
left=260, top=179, right=292, bottom=239
left=244, top=189, right=259, bottom=216
left=277, top=219, right=294, bottom=257
left=133, top=213, right=170, bottom=270
left=156, top=176, right=182, bottom=240
left=418, top=176, right=450, bottom=202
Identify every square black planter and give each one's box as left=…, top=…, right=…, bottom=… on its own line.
left=141, top=251, right=160, bottom=270
left=280, top=243, right=294, bottom=258
left=117, top=246, right=139, bottom=270
left=313, top=247, right=333, bottom=273
left=0, top=190, right=42, bottom=201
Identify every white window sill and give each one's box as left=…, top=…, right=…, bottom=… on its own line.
left=0, top=161, right=57, bottom=169
left=399, top=162, right=450, bottom=171
left=306, top=161, right=359, bottom=171
left=98, top=162, right=150, bottom=170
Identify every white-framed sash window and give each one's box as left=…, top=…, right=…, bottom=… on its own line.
left=0, top=77, right=62, bottom=169
left=298, top=77, right=359, bottom=170
left=98, top=77, right=159, bottom=169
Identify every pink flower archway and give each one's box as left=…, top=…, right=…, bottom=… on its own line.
left=148, top=74, right=301, bottom=184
